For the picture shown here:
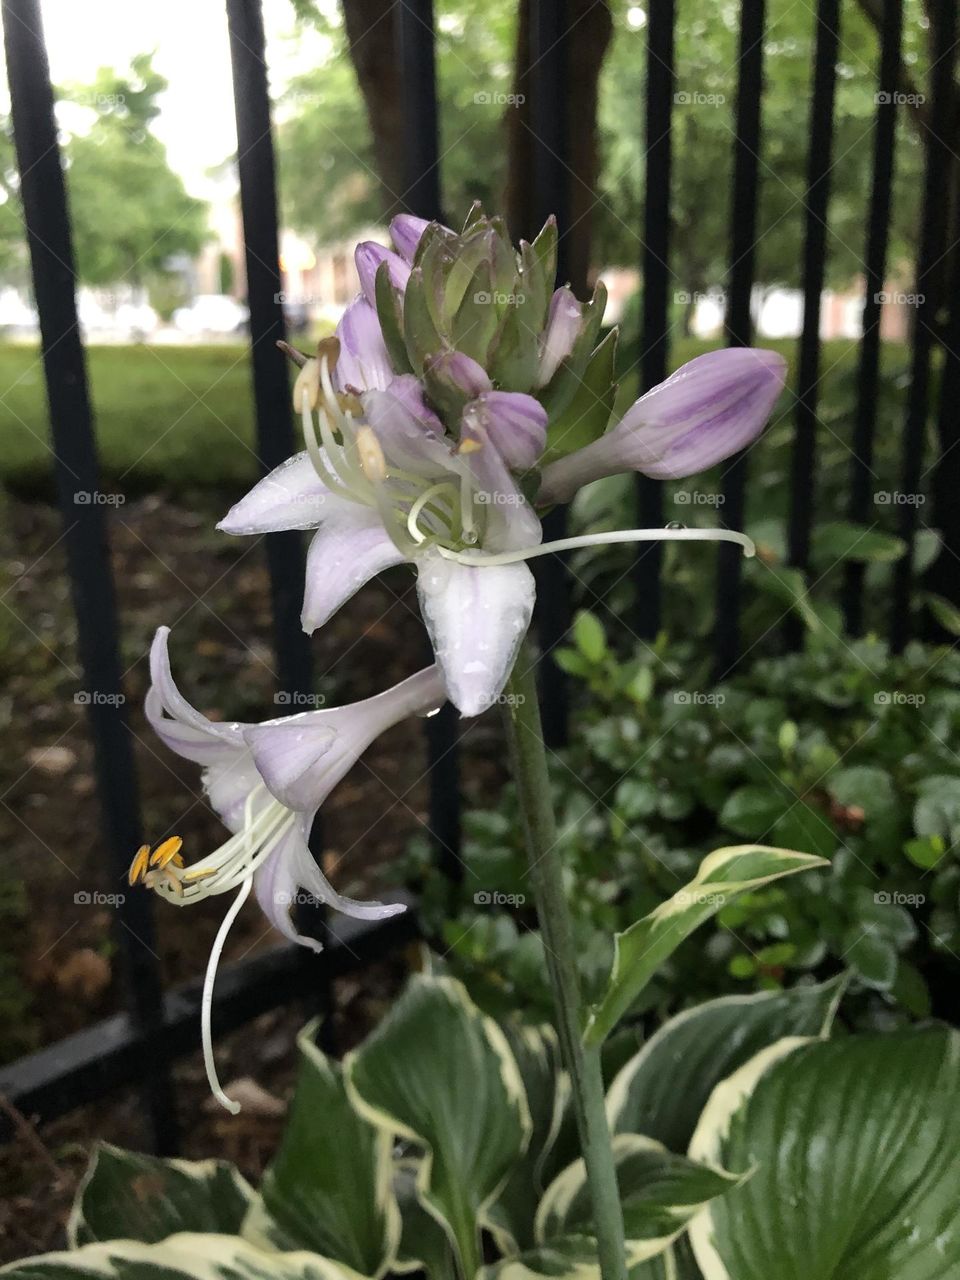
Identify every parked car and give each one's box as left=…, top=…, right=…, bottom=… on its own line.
left=172, top=294, right=249, bottom=337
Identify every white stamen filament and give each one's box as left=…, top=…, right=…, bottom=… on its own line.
left=201, top=874, right=252, bottom=1114
left=435, top=526, right=756, bottom=567
left=407, top=481, right=460, bottom=545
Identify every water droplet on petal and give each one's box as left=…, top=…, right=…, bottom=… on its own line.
left=665, top=520, right=686, bottom=530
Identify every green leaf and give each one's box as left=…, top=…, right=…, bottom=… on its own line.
left=242, top=1023, right=399, bottom=1278
left=345, top=975, right=531, bottom=1278
left=487, top=1023, right=570, bottom=1253
left=573, top=610, right=607, bottom=663
left=811, top=521, right=906, bottom=564
left=606, top=978, right=846, bottom=1153
left=543, top=329, right=618, bottom=463
left=924, top=592, right=960, bottom=637
left=688, top=1028, right=960, bottom=1279
left=719, top=786, right=787, bottom=839
left=393, top=1162, right=458, bottom=1280
left=536, top=1135, right=745, bottom=1269
left=584, top=846, right=828, bottom=1046
left=841, top=924, right=898, bottom=989
left=373, top=261, right=412, bottom=374
left=904, top=834, right=946, bottom=869
left=913, top=776, right=960, bottom=842
left=1, top=1234, right=362, bottom=1280
left=480, top=1238, right=675, bottom=1279
left=69, top=1145, right=252, bottom=1247
left=402, top=268, right=442, bottom=373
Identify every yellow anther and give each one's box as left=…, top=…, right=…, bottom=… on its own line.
left=457, top=436, right=483, bottom=455
left=150, top=836, right=184, bottom=869
left=356, top=426, right=387, bottom=482
left=183, top=866, right=217, bottom=883
left=128, top=844, right=151, bottom=886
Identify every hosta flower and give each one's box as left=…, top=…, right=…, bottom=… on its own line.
left=220, top=209, right=786, bottom=716
left=130, top=626, right=444, bottom=1110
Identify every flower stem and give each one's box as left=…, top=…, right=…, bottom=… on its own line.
left=501, top=643, right=627, bottom=1280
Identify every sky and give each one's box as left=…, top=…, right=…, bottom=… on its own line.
left=2, top=0, right=335, bottom=199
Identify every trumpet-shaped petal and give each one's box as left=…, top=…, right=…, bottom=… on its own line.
left=537, top=348, right=786, bottom=503
left=217, top=452, right=331, bottom=534
left=390, top=213, right=434, bottom=262
left=538, top=286, right=582, bottom=387
left=416, top=550, right=535, bottom=716
left=301, top=509, right=406, bottom=634
left=355, top=240, right=412, bottom=306
left=462, top=391, right=547, bottom=471
left=334, top=298, right=395, bottom=393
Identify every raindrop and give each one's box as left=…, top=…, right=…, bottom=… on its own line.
left=665, top=520, right=686, bottom=531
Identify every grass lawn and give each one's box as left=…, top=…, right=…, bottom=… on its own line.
left=0, top=336, right=913, bottom=496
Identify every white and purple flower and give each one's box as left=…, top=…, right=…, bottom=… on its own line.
left=131, top=625, right=445, bottom=1109
left=218, top=211, right=785, bottom=717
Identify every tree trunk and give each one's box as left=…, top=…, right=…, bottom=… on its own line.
left=505, top=0, right=612, bottom=299
left=340, top=0, right=405, bottom=218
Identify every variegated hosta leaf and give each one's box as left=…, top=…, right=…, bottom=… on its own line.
left=487, top=1022, right=571, bottom=1254
left=242, top=1022, right=399, bottom=1279
left=345, top=975, right=531, bottom=1278
left=689, top=1027, right=960, bottom=1279
left=584, top=846, right=828, bottom=1045
left=392, top=1162, right=458, bottom=1280
left=480, top=1237, right=676, bottom=1279
left=0, top=1233, right=363, bottom=1280
left=536, top=1135, right=746, bottom=1269
left=68, top=1144, right=253, bottom=1246
left=606, top=977, right=846, bottom=1153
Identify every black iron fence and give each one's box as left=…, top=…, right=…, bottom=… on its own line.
left=0, top=0, right=957, bottom=1151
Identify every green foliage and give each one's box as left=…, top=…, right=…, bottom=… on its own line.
left=405, top=626, right=960, bottom=1026
left=61, top=55, right=207, bottom=294
left=12, top=974, right=959, bottom=1280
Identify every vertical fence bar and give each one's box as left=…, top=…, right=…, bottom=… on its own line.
left=396, top=0, right=462, bottom=878
left=890, top=0, right=957, bottom=651
left=784, top=0, right=840, bottom=650
left=225, top=0, right=334, bottom=1033
left=1, top=0, right=178, bottom=1152
left=842, top=0, right=902, bottom=636
left=713, top=0, right=766, bottom=679
left=635, top=0, right=675, bottom=640
left=929, top=200, right=960, bottom=613
left=530, top=0, right=571, bottom=747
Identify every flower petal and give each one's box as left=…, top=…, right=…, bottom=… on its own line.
left=538, top=286, right=582, bottom=387
left=254, top=814, right=407, bottom=952
left=334, top=298, right=395, bottom=393
left=217, top=452, right=331, bottom=534
left=148, top=627, right=243, bottom=750
left=462, top=391, right=547, bottom=470
left=301, top=512, right=406, bottom=634
left=416, top=551, right=535, bottom=716
left=623, top=347, right=786, bottom=480
left=243, top=717, right=340, bottom=811
left=537, top=348, right=786, bottom=502
left=355, top=240, right=412, bottom=307
left=457, top=423, right=542, bottom=553
left=390, top=213, right=433, bottom=262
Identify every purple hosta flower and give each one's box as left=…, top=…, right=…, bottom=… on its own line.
left=220, top=350, right=548, bottom=716
left=220, top=211, right=786, bottom=715
left=537, top=348, right=786, bottom=503
left=129, top=625, right=444, bottom=1110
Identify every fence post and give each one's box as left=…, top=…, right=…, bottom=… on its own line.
left=634, top=0, right=675, bottom=641
left=890, top=0, right=957, bottom=649
left=1, top=0, right=177, bottom=1152
left=785, top=0, right=841, bottom=651
left=713, top=0, right=766, bottom=680
left=843, top=0, right=903, bottom=637
left=530, top=0, right=572, bottom=748
left=225, top=0, right=335, bottom=1041
left=395, top=0, right=463, bottom=883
